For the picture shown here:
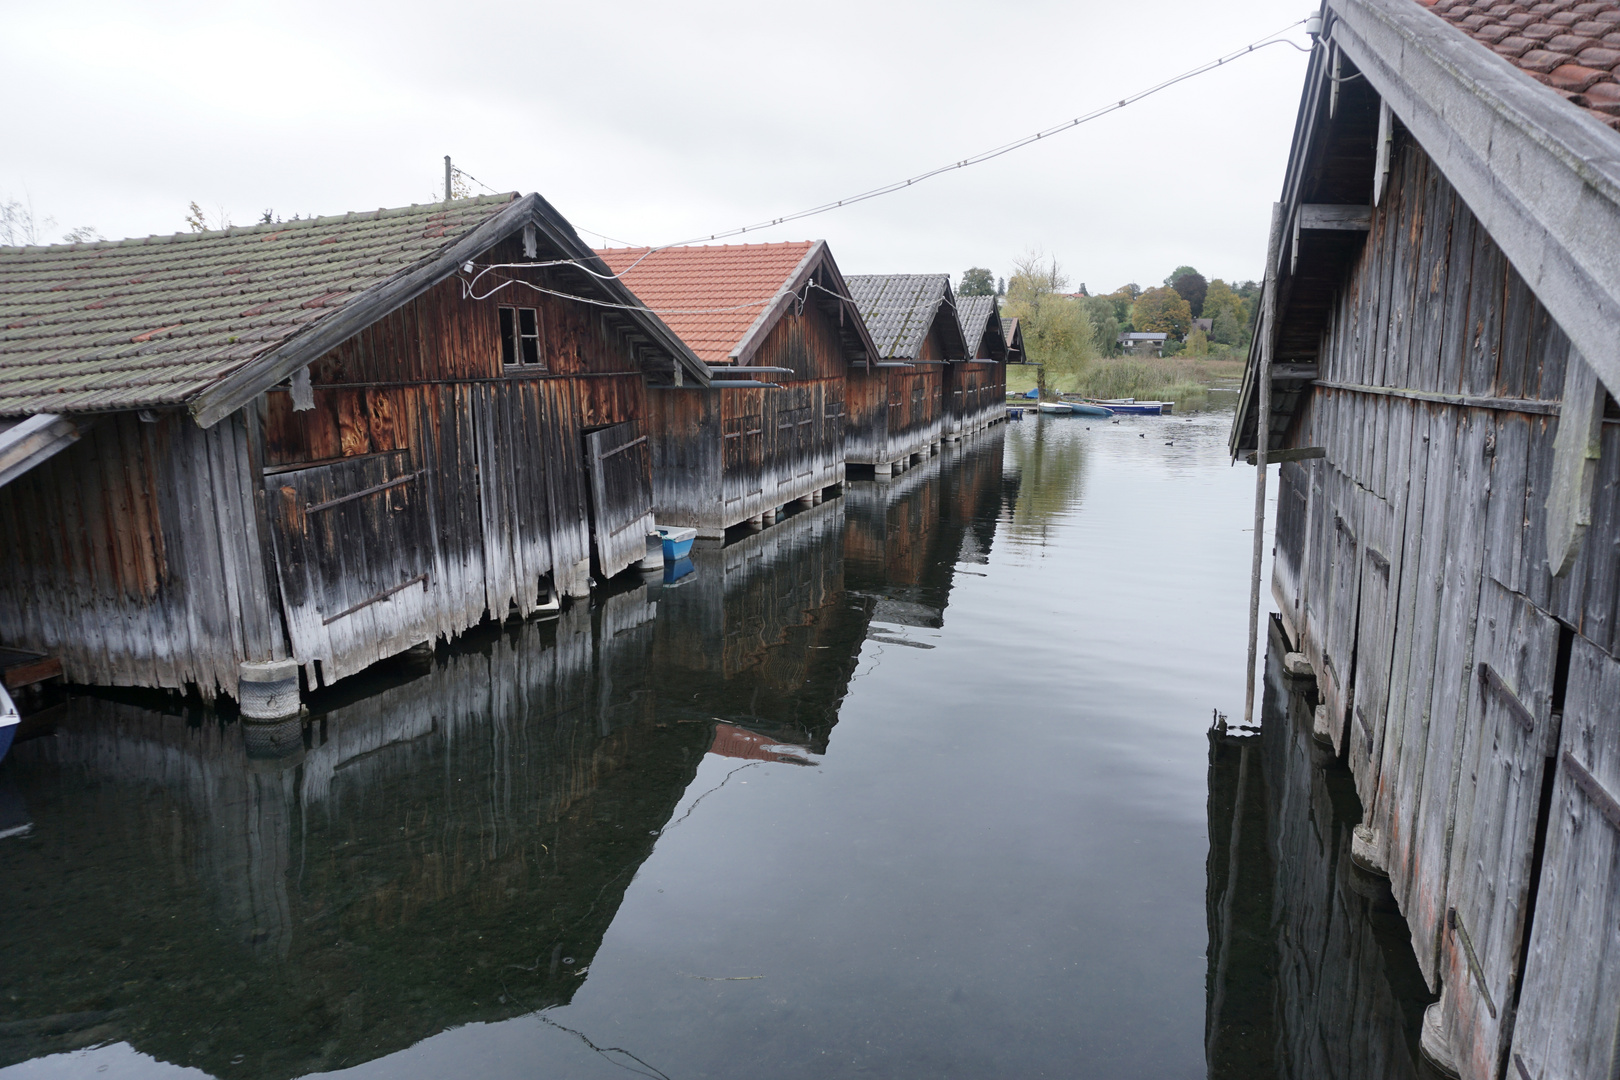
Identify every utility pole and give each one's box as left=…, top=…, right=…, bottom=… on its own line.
left=444, top=156, right=453, bottom=203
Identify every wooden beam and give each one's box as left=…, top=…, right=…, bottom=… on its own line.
left=1546, top=349, right=1605, bottom=577
left=1299, top=204, right=1372, bottom=231
left=1272, top=363, right=1320, bottom=381
left=0, top=413, right=89, bottom=488
left=1245, top=446, right=1327, bottom=466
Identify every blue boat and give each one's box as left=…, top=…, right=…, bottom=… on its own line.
left=0, top=685, right=18, bottom=768
left=657, top=526, right=697, bottom=562
left=1097, top=398, right=1173, bottom=416
left=1067, top=402, right=1116, bottom=418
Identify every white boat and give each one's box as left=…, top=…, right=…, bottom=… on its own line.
left=1037, top=401, right=1075, bottom=415
left=0, top=684, right=18, bottom=767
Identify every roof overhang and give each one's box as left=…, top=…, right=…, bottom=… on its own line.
left=189, top=194, right=709, bottom=428
left=1233, top=0, right=1620, bottom=457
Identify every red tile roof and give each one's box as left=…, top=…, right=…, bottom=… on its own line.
left=595, top=242, right=816, bottom=365
left=1416, top=0, right=1620, bottom=129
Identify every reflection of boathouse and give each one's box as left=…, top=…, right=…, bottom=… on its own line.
left=1206, top=640, right=1433, bottom=1080
left=0, top=592, right=704, bottom=1078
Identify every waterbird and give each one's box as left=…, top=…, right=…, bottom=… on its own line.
left=1139, top=433, right=1145, bottom=438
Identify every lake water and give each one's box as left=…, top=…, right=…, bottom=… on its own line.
left=0, top=409, right=1434, bottom=1079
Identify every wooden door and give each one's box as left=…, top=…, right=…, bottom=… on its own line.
left=1509, top=635, right=1620, bottom=1080
left=473, top=383, right=555, bottom=616
left=267, top=449, right=432, bottom=686
left=583, top=421, right=656, bottom=581
left=1440, top=578, right=1561, bottom=1079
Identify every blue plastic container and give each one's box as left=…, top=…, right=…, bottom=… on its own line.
left=657, top=527, right=697, bottom=562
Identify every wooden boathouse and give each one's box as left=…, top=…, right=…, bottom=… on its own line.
left=1233, top=1, right=1620, bottom=1076
left=0, top=193, right=707, bottom=707
left=596, top=242, right=878, bottom=536
left=843, top=274, right=968, bottom=476
left=945, top=294, right=1010, bottom=441
left=1001, top=315, right=1027, bottom=368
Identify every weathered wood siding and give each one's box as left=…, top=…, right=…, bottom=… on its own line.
left=1273, top=130, right=1620, bottom=1079
left=648, top=305, right=846, bottom=536
left=944, top=355, right=1007, bottom=438
left=845, top=326, right=947, bottom=468
left=0, top=410, right=283, bottom=700
left=260, top=236, right=658, bottom=686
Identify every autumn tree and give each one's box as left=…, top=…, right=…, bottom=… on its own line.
left=1131, top=286, right=1192, bottom=338
left=1170, top=269, right=1208, bottom=318
left=958, top=267, right=995, bottom=296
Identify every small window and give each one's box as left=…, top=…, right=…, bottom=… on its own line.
left=498, top=305, right=545, bottom=368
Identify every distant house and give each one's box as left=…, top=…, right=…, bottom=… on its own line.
left=1191, top=318, right=1214, bottom=336
left=1118, top=331, right=1169, bottom=356
left=948, top=294, right=1010, bottom=439
left=844, top=274, right=968, bottom=476
left=0, top=193, right=706, bottom=706
left=597, top=241, right=876, bottom=536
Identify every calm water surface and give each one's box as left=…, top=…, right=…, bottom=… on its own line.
left=0, top=410, right=1431, bottom=1079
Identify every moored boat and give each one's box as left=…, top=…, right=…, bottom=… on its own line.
left=1065, top=402, right=1116, bottom=418
left=1036, top=401, right=1075, bottom=415
left=657, top=526, right=698, bottom=562
left=1097, top=398, right=1173, bottom=415
left=0, top=684, right=18, bottom=767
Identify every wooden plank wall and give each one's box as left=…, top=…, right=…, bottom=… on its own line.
left=945, top=361, right=1007, bottom=439
left=1273, top=130, right=1620, bottom=1079
left=845, top=324, right=948, bottom=468
left=257, top=235, right=652, bottom=687
left=0, top=410, right=283, bottom=700
left=648, top=305, right=847, bottom=536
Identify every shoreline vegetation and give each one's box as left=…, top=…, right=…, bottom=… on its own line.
left=1005, top=356, right=1245, bottom=413
left=968, top=256, right=1258, bottom=412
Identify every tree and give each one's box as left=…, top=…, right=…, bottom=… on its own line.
left=2, top=196, right=98, bottom=247
left=1002, top=252, right=1096, bottom=395
left=61, top=225, right=103, bottom=244
left=1131, top=286, right=1192, bottom=339
left=1202, top=279, right=1250, bottom=345
left=1164, top=265, right=1200, bottom=287
left=185, top=201, right=232, bottom=233
left=958, top=267, right=995, bottom=296
left=1171, top=270, right=1208, bottom=318
left=996, top=277, right=1006, bottom=296
left=1185, top=327, right=1210, bottom=357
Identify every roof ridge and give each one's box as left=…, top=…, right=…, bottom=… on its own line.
left=0, top=193, right=519, bottom=256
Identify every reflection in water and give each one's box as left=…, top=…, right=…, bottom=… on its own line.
left=0, top=417, right=1438, bottom=1080
left=0, top=437, right=1018, bottom=1080
left=1206, top=630, right=1436, bottom=1079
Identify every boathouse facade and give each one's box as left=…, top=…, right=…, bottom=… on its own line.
left=0, top=193, right=706, bottom=703
left=597, top=242, right=878, bottom=536
left=1232, top=2, right=1620, bottom=1076
left=946, top=294, right=1009, bottom=440
left=843, top=274, right=967, bottom=475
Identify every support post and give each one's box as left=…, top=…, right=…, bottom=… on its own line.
left=239, top=659, right=301, bottom=721
left=444, top=155, right=453, bottom=203
left=1245, top=204, right=1286, bottom=728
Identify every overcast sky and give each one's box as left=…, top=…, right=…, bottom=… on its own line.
left=2, top=0, right=1313, bottom=292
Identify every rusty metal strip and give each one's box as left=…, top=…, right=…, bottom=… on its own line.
left=1314, top=380, right=1561, bottom=416
left=1448, top=907, right=1498, bottom=1019
left=322, top=574, right=429, bottom=626
left=592, top=434, right=648, bottom=463
left=1479, top=662, right=1537, bottom=734
left=305, top=470, right=425, bottom=514
left=1562, top=749, right=1620, bottom=831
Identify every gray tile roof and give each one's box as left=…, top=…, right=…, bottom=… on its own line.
left=955, top=295, right=1000, bottom=357
left=844, top=273, right=954, bottom=360
left=0, top=195, right=518, bottom=417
